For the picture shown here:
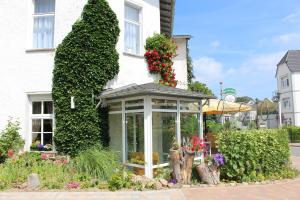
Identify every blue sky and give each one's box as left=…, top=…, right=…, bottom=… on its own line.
left=173, top=0, right=300, bottom=99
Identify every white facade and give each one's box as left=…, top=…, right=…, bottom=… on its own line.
left=276, top=62, right=300, bottom=126
left=0, top=0, right=189, bottom=150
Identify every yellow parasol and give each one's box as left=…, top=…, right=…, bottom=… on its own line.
left=202, top=99, right=252, bottom=115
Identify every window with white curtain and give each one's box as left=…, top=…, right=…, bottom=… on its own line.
left=124, top=4, right=141, bottom=55
left=33, top=0, right=55, bottom=49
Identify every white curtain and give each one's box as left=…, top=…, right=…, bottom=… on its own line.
left=125, top=5, right=140, bottom=54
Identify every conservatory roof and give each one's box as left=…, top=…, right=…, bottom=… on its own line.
left=99, top=83, right=215, bottom=100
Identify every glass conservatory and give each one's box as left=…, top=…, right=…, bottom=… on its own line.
left=99, top=83, right=213, bottom=178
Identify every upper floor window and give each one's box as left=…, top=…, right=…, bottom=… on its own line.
left=282, top=98, right=291, bottom=109
left=33, top=0, right=55, bottom=49
left=281, top=76, right=289, bottom=89
left=124, top=4, right=141, bottom=55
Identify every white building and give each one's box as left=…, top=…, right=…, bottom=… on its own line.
left=276, top=50, right=300, bottom=126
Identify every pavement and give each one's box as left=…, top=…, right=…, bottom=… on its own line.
left=1, top=148, right=300, bottom=200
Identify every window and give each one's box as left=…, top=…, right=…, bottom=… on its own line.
left=281, top=76, right=289, bottom=88
left=31, top=100, right=54, bottom=150
left=124, top=4, right=141, bottom=55
left=282, top=98, right=291, bottom=109
left=33, top=0, right=55, bottom=49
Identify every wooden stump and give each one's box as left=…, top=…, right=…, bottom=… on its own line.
left=196, top=163, right=220, bottom=185
left=169, top=149, right=182, bottom=182
left=181, top=150, right=195, bottom=184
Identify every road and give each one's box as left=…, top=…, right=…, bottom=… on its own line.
left=291, top=146, right=300, bottom=156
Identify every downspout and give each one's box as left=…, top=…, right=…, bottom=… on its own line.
left=96, top=98, right=102, bottom=109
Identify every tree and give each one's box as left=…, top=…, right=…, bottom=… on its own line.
left=189, top=81, right=214, bottom=96
left=186, top=44, right=195, bottom=85
left=235, top=96, right=253, bottom=103
left=52, top=0, right=120, bottom=156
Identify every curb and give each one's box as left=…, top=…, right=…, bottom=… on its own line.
left=290, top=143, right=300, bottom=147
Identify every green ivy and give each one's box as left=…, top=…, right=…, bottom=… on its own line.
left=217, top=129, right=293, bottom=182
left=52, top=0, right=120, bottom=156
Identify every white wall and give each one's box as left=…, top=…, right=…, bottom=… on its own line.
left=173, top=38, right=188, bottom=89
left=292, top=72, right=300, bottom=126
left=0, top=0, right=189, bottom=148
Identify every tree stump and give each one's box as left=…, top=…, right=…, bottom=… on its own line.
left=181, top=150, right=195, bottom=184
left=169, top=149, right=182, bottom=182
left=196, top=163, right=220, bottom=185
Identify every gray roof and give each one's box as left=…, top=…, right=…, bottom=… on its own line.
left=99, top=83, right=215, bottom=100
left=160, top=0, right=175, bottom=36
left=173, top=35, right=192, bottom=39
left=277, top=50, right=300, bottom=72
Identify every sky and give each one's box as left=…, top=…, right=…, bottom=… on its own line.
left=173, top=0, right=300, bottom=99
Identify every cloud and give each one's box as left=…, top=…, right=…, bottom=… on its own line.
left=282, top=11, right=300, bottom=23
left=209, top=40, right=221, bottom=49
left=273, top=32, right=300, bottom=45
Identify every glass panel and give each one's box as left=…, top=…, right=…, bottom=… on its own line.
left=180, top=101, right=200, bottom=111
left=180, top=113, right=200, bottom=139
left=43, top=101, right=53, bottom=114
left=43, top=133, right=53, bottom=145
left=32, top=133, right=41, bottom=143
left=124, top=22, right=140, bottom=54
left=152, top=112, right=176, bottom=164
left=43, top=119, right=53, bottom=132
left=108, top=102, right=122, bottom=112
left=152, top=99, right=177, bottom=110
left=109, top=114, right=122, bottom=161
left=32, top=119, right=41, bottom=132
left=33, top=16, right=54, bottom=48
left=126, top=113, right=144, bottom=164
left=125, top=99, right=143, bottom=110
left=34, top=0, right=55, bottom=14
left=125, top=5, right=139, bottom=22
left=32, top=102, right=42, bottom=114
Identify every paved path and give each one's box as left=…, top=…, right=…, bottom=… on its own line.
left=1, top=155, right=300, bottom=200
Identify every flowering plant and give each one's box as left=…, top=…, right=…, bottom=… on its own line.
left=66, top=181, right=80, bottom=189
left=213, top=153, right=225, bottom=167
left=30, top=141, right=53, bottom=151
left=182, top=136, right=205, bottom=153
left=144, top=33, right=178, bottom=87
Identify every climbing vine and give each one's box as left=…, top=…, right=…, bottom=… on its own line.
left=144, top=33, right=178, bottom=87
left=52, top=0, right=120, bottom=156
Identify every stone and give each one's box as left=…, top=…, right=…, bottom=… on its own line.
left=182, top=184, right=190, bottom=188
left=154, top=181, right=163, bottom=190
left=27, top=173, right=40, bottom=189
left=167, top=182, right=174, bottom=188
left=159, top=179, right=168, bottom=187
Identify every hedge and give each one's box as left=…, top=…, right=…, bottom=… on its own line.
left=217, top=129, right=291, bottom=182
left=285, top=126, right=300, bottom=143
left=52, top=0, right=120, bottom=156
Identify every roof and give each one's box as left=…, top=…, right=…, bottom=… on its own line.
left=99, top=83, right=215, bottom=100
left=277, top=50, right=300, bottom=72
left=173, top=35, right=192, bottom=39
left=160, top=0, right=175, bottom=36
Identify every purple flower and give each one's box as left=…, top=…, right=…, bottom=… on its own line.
left=213, top=153, right=225, bottom=167
left=169, top=178, right=177, bottom=184
left=37, top=144, right=44, bottom=150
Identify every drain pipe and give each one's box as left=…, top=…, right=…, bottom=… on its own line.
left=96, top=98, right=102, bottom=109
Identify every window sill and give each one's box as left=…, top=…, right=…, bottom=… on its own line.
left=26, top=48, right=55, bottom=53
left=123, top=52, right=144, bottom=59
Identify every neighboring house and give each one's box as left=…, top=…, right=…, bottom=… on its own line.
left=276, top=50, right=300, bottom=126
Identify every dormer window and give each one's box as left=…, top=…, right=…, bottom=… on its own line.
left=33, top=0, right=55, bottom=49
left=281, top=76, right=289, bottom=88
left=124, top=4, right=141, bottom=55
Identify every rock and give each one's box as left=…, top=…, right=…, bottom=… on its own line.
left=27, top=173, right=40, bottom=189
left=159, top=179, right=168, bottom=187
left=167, top=182, right=174, bottom=188
left=154, top=181, right=163, bottom=190
left=182, top=184, right=190, bottom=188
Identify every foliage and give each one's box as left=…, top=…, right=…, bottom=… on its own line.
left=285, top=126, right=300, bottom=143
left=189, top=81, right=214, bottom=96
left=144, top=33, right=178, bottom=87
left=206, top=120, right=223, bottom=134
left=181, top=114, right=199, bottom=137
left=257, top=98, right=278, bottom=115
left=0, top=120, right=24, bottom=163
left=108, top=169, right=133, bottom=191
left=186, top=43, right=195, bottom=84
left=235, top=96, right=253, bottom=103
left=217, top=129, right=297, bottom=182
left=52, top=0, right=120, bottom=156
left=71, top=146, right=119, bottom=180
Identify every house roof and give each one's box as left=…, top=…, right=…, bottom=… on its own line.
left=99, top=83, right=215, bottom=100
left=277, top=50, right=300, bottom=72
left=172, top=35, right=192, bottom=40
left=160, top=0, right=175, bottom=36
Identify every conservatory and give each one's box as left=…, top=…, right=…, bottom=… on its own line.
left=98, top=83, right=214, bottom=178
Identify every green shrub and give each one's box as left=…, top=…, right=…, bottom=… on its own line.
left=285, top=126, right=300, bottom=143
left=217, top=129, right=295, bottom=182
left=108, top=169, right=133, bottom=191
left=71, top=146, right=119, bottom=180
left=52, top=0, right=120, bottom=156
left=0, top=120, right=24, bottom=163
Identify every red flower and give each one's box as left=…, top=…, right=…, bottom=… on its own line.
left=7, top=149, right=14, bottom=158
left=41, top=153, right=47, bottom=160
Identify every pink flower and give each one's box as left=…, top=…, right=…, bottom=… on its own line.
left=41, top=153, right=47, bottom=160
left=7, top=149, right=14, bottom=158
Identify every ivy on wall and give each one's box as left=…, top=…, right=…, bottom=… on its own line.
left=52, top=0, right=120, bottom=156
left=144, top=33, right=178, bottom=87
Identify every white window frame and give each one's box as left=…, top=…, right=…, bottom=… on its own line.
left=32, top=0, right=55, bottom=49
left=124, top=2, right=142, bottom=55
left=28, top=95, right=55, bottom=151
left=282, top=97, right=291, bottom=109
left=281, top=75, right=289, bottom=89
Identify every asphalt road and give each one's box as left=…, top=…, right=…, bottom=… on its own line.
left=291, top=146, right=300, bottom=157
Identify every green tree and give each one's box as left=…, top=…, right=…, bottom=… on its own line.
left=235, top=96, right=253, bottom=103
left=187, top=44, right=195, bottom=84
left=189, top=81, right=214, bottom=96
left=52, top=0, right=120, bottom=156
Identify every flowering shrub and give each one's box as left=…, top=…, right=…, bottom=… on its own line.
left=144, top=33, right=178, bottom=87
left=30, top=142, right=53, bottom=151
left=182, top=136, right=205, bottom=153
left=66, top=181, right=80, bottom=189
left=213, top=153, right=225, bottom=167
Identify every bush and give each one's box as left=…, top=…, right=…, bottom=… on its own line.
left=0, top=120, right=24, bottom=163
left=285, top=126, right=300, bottom=143
left=108, top=169, right=133, bottom=191
left=52, top=0, right=120, bottom=156
left=217, top=129, right=296, bottom=182
left=71, top=146, right=119, bottom=180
